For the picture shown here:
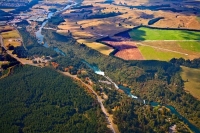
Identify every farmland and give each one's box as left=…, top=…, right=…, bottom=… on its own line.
left=129, top=27, right=200, bottom=41
left=137, top=45, right=186, bottom=61
left=0, top=29, right=22, bottom=48
left=181, top=66, right=200, bottom=100
left=56, top=0, right=200, bottom=56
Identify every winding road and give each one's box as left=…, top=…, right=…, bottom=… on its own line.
left=61, top=71, right=119, bottom=133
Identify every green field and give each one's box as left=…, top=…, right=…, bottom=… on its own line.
left=178, top=41, right=200, bottom=52
left=129, top=27, right=200, bottom=40
left=180, top=66, right=200, bottom=100
left=197, top=17, right=200, bottom=22
left=138, top=45, right=186, bottom=61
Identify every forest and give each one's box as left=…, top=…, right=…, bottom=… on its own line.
left=170, top=58, right=200, bottom=68
left=0, top=65, right=109, bottom=133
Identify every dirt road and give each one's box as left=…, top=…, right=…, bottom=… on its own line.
left=61, top=71, right=120, bottom=133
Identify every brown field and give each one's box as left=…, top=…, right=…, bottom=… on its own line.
left=103, top=41, right=144, bottom=60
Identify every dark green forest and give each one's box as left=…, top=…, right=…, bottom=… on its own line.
left=0, top=65, right=109, bottom=133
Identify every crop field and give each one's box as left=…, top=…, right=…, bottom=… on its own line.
left=137, top=45, right=187, bottom=61
left=181, top=66, right=200, bottom=100
left=129, top=27, right=200, bottom=41
left=1, top=30, right=20, bottom=39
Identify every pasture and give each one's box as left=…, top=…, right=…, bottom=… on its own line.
left=139, top=41, right=200, bottom=60
left=137, top=45, right=187, bottom=61
left=178, top=41, right=200, bottom=52
left=129, top=27, right=200, bottom=40
left=180, top=66, right=200, bottom=100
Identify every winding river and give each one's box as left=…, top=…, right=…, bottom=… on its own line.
left=35, top=2, right=76, bottom=56
left=83, top=61, right=200, bottom=133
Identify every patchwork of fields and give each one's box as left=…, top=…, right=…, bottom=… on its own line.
left=125, top=27, right=200, bottom=60
left=57, top=0, right=200, bottom=57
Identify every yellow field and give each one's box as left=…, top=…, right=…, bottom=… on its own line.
left=77, top=39, right=114, bottom=55
left=1, top=30, right=20, bottom=39
left=181, top=66, right=200, bottom=100
left=3, top=39, right=21, bottom=47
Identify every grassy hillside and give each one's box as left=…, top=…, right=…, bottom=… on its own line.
left=181, top=66, right=200, bottom=100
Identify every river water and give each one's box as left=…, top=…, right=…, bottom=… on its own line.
left=35, top=2, right=76, bottom=56
left=83, top=60, right=200, bottom=133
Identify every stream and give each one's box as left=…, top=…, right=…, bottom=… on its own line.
left=83, top=60, right=200, bottom=133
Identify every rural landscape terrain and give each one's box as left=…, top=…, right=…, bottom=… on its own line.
left=0, top=0, right=200, bottom=132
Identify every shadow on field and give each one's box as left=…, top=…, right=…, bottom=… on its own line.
left=113, top=44, right=138, bottom=50
left=182, top=31, right=200, bottom=40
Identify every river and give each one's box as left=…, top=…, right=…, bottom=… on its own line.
left=35, top=1, right=76, bottom=56
left=83, top=60, right=200, bottom=133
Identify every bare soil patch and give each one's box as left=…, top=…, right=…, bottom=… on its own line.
left=103, top=41, right=144, bottom=60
